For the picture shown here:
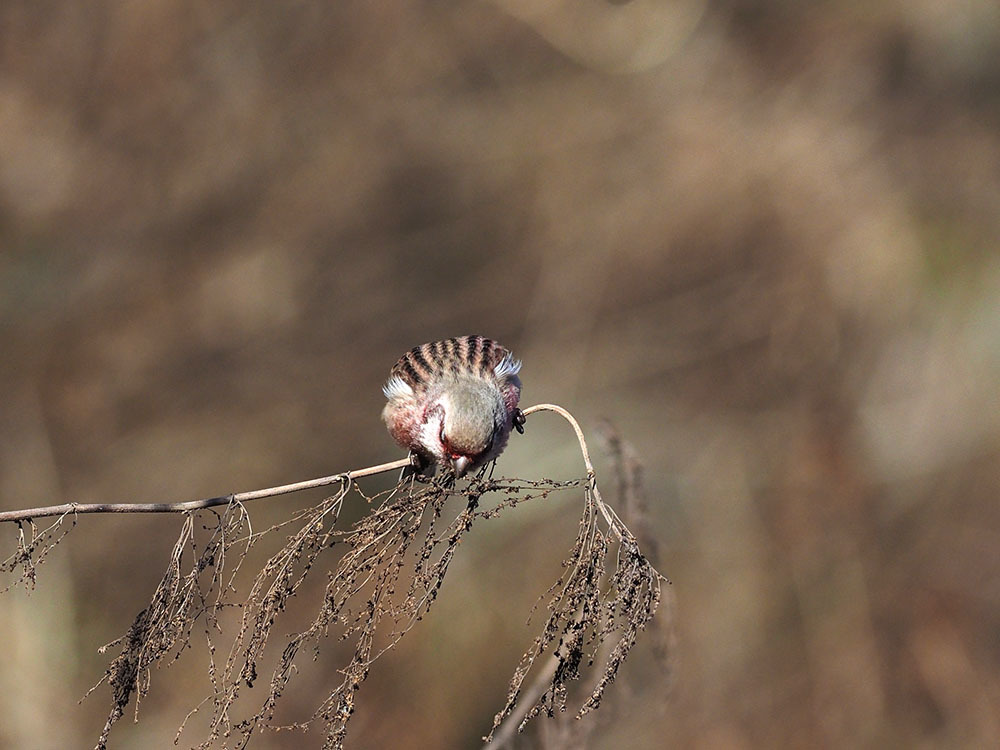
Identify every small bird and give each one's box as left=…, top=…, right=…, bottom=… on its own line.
left=382, top=335, right=524, bottom=478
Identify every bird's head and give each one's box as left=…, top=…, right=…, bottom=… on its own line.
left=425, top=375, right=505, bottom=477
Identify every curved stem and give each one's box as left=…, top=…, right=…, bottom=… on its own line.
left=520, top=403, right=595, bottom=476
left=519, top=404, right=627, bottom=542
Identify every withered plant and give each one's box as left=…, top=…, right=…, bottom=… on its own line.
left=0, top=404, right=670, bottom=749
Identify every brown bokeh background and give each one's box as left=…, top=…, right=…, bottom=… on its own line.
left=3, top=1, right=1000, bottom=748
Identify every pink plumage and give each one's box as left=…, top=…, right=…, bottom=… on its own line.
left=382, top=336, right=522, bottom=477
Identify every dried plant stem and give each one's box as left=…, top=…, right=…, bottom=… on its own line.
left=521, top=403, right=595, bottom=475
left=485, top=403, right=605, bottom=747
left=3, top=403, right=669, bottom=750
left=520, top=404, right=624, bottom=541
left=483, top=408, right=668, bottom=747
left=0, top=457, right=414, bottom=523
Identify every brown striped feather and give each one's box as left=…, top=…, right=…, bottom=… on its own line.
left=388, top=335, right=515, bottom=390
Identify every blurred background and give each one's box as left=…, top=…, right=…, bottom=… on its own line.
left=2, top=0, right=1000, bottom=748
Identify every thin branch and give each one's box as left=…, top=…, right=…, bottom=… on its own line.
left=0, top=457, right=414, bottom=523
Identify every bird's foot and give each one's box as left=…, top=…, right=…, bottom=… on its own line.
left=400, top=452, right=433, bottom=483
left=513, top=408, right=526, bottom=434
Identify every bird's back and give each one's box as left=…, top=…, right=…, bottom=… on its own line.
left=389, top=335, right=516, bottom=392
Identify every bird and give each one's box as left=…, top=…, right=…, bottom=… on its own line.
left=382, top=335, right=524, bottom=478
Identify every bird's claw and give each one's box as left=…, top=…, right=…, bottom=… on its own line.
left=400, top=451, right=433, bottom=483
left=513, top=408, right=526, bottom=435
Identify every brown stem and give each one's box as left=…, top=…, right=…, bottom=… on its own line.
left=0, top=457, right=413, bottom=523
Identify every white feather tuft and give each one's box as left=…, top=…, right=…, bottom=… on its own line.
left=493, top=353, right=522, bottom=380
left=382, top=375, right=414, bottom=400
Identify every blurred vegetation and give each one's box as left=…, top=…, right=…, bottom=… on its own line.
left=2, top=0, right=1000, bottom=748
